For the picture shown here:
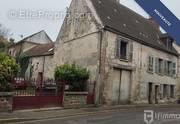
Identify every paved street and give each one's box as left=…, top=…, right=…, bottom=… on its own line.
left=10, top=107, right=180, bottom=124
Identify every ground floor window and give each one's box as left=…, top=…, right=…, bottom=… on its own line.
left=163, top=84, right=168, bottom=98
left=159, top=84, right=163, bottom=99
left=170, top=85, right=175, bottom=98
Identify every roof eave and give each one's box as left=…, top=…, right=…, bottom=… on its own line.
left=104, top=26, right=179, bottom=56
left=24, top=53, right=54, bottom=58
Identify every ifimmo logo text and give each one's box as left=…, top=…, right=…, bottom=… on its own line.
left=144, top=110, right=180, bottom=124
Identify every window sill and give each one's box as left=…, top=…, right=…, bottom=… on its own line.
left=119, top=58, right=129, bottom=62
left=115, top=57, right=129, bottom=62
left=156, top=73, right=164, bottom=76
left=147, top=70, right=154, bottom=74
left=164, top=74, right=177, bottom=78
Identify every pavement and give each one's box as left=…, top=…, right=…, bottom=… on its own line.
left=0, top=104, right=180, bottom=124
left=13, top=107, right=180, bottom=124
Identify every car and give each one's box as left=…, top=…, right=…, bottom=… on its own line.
left=12, top=78, right=28, bottom=90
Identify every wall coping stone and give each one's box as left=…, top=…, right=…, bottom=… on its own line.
left=65, top=92, right=88, bottom=95
left=0, top=92, right=14, bottom=97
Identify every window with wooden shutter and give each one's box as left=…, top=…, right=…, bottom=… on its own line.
left=167, top=85, right=171, bottom=98
left=172, top=62, right=176, bottom=76
left=120, top=41, right=128, bottom=59
left=147, top=56, right=154, bottom=73
left=155, top=58, right=164, bottom=74
left=164, top=60, right=168, bottom=75
left=155, top=58, right=159, bottom=74
left=170, top=85, right=175, bottom=98
left=159, top=59, right=164, bottom=74
left=116, top=39, right=121, bottom=58
left=128, top=42, right=133, bottom=61
left=167, top=61, right=172, bottom=76
left=116, top=38, right=128, bottom=60
left=159, top=84, right=163, bottom=99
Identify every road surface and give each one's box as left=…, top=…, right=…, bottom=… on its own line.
left=10, top=107, right=180, bottom=124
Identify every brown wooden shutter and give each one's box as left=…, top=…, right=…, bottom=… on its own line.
left=161, top=60, right=164, bottom=74
left=164, top=60, right=168, bottom=75
left=170, top=62, right=173, bottom=76
left=159, top=84, right=163, bottom=99
left=152, top=57, right=154, bottom=72
left=128, top=42, right=133, bottom=61
left=172, top=62, right=176, bottom=77
left=147, top=56, right=150, bottom=71
left=155, top=58, right=159, bottom=73
left=116, top=39, right=121, bottom=58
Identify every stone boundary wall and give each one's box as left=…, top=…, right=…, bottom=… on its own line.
left=63, top=92, right=88, bottom=108
left=0, top=92, right=13, bottom=112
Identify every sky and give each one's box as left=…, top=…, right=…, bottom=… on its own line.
left=0, top=0, right=179, bottom=42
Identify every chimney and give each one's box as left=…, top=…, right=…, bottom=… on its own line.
left=148, top=17, right=160, bottom=30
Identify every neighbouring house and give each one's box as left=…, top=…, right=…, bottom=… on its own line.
left=8, top=30, right=53, bottom=79
left=53, top=0, right=179, bottom=105
left=173, top=41, right=180, bottom=97
left=8, top=30, right=53, bottom=60
left=22, top=42, right=54, bottom=85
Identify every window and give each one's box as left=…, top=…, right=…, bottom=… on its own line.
left=170, top=85, right=175, bottom=98
left=172, top=63, right=176, bottom=76
left=163, top=84, right=168, bottom=98
left=159, top=84, right=164, bottom=99
left=155, top=58, right=164, bottom=74
left=164, top=60, right=168, bottom=75
left=147, top=56, right=154, bottom=72
left=164, top=61, right=176, bottom=76
left=167, top=61, right=172, bottom=75
left=167, top=39, right=173, bottom=50
left=116, top=39, right=128, bottom=60
left=161, top=38, right=173, bottom=50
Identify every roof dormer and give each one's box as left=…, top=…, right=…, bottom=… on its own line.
left=160, top=33, right=174, bottom=50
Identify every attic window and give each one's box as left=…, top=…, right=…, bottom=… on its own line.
left=160, top=35, right=173, bottom=50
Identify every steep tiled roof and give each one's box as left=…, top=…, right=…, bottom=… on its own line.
left=23, top=42, right=54, bottom=57
left=91, top=0, right=178, bottom=55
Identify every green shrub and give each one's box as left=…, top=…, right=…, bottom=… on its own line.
left=54, top=64, right=89, bottom=91
left=0, top=53, right=20, bottom=92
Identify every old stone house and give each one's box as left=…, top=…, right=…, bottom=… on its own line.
left=173, top=42, right=180, bottom=96
left=8, top=30, right=54, bottom=85
left=53, top=0, right=179, bottom=105
left=22, top=43, right=54, bottom=86
left=8, top=30, right=52, bottom=59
